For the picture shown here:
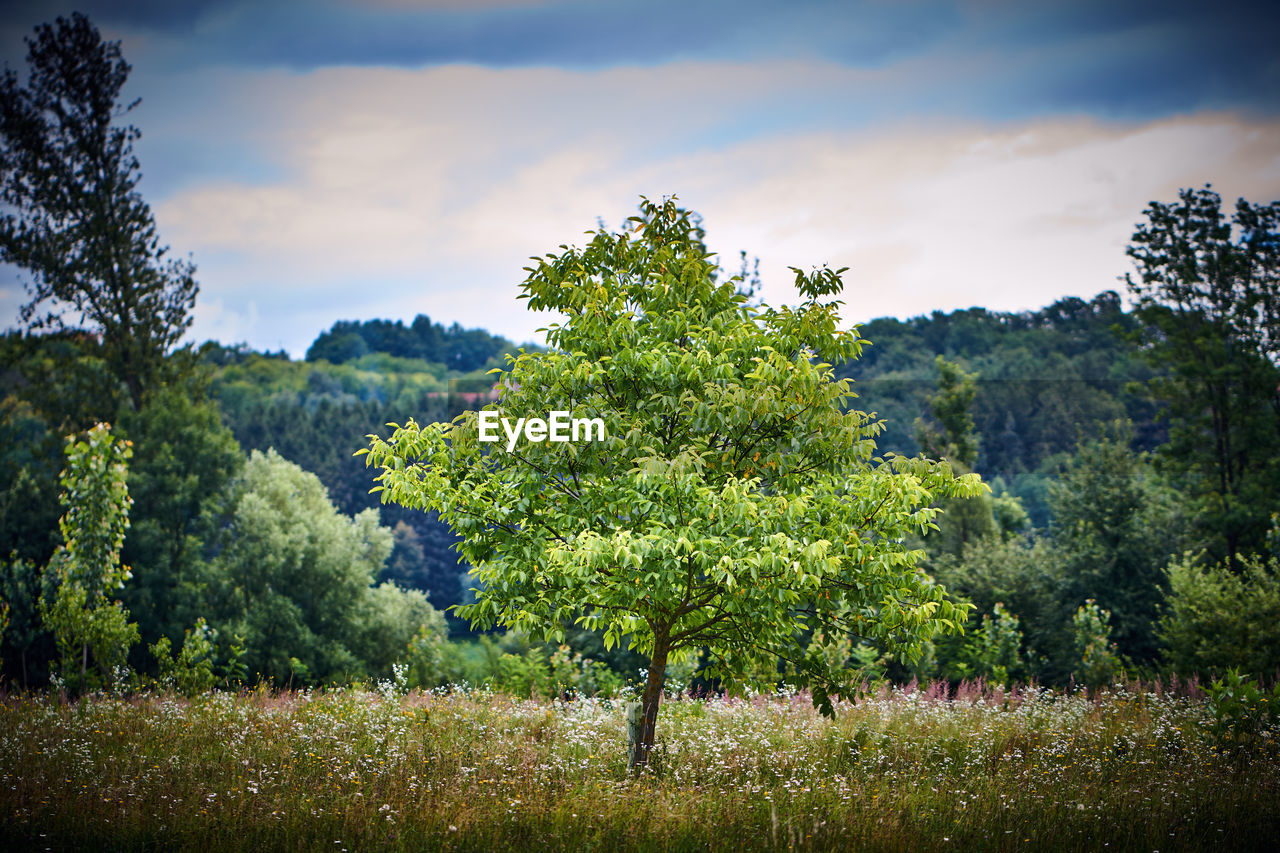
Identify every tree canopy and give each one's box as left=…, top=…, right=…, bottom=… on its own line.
left=307, top=315, right=517, bottom=372
left=365, top=197, right=981, bottom=765
left=206, top=449, right=439, bottom=685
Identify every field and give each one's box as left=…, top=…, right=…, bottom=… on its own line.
left=2, top=681, right=1277, bottom=852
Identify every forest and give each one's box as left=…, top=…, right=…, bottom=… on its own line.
left=6, top=272, right=1279, bottom=694
left=2, top=13, right=1279, bottom=852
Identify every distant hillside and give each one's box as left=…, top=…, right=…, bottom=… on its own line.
left=306, top=315, right=518, bottom=372
left=203, top=292, right=1163, bottom=613
left=839, top=290, right=1163, bottom=524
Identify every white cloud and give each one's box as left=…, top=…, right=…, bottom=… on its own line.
left=150, top=60, right=1280, bottom=356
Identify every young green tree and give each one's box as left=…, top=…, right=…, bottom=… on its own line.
left=1072, top=599, right=1123, bottom=690
left=38, top=423, right=138, bottom=691
left=364, top=197, right=982, bottom=767
left=970, top=602, right=1027, bottom=687
left=0, top=13, right=197, bottom=410
left=1123, top=186, right=1280, bottom=564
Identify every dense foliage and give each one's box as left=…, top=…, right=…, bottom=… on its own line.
left=1123, top=186, right=1280, bottom=564
left=6, top=185, right=1280, bottom=693
left=200, top=449, right=437, bottom=684
left=307, top=315, right=518, bottom=372
left=842, top=290, right=1162, bottom=526
left=1158, top=554, right=1280, bottom=678
left=3, top=12, right=1279, bottom=849
left=364, top=197, right=982, bottom=765
left=0, top=24, right=1276, bottom=701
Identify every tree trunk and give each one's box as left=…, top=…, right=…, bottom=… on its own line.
left=630, top=628, right=670, bottom=771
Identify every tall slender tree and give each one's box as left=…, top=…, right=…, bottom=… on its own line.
left=0, top=13, right=196, bottom=410
left=39, top=423, right=138, bottom=692
left=1123, top=186, right=1280, bottom=563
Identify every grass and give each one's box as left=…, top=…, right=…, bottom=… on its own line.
left=2, top=680, right=1277, bottom=851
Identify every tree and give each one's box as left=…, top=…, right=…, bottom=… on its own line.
left=38, top=422, right=138, bottom=691
left=206, top=449, right=438, bottom=684
left=915, top=355, right=980, bottom=470
left=969, top=602, right=1027, bottom=687
left=1048, top=425, right=1188, bottom=663
left=928, top=534, right=1062, bottom=681
left=0, top=554, right=43, bottom=686
left=364, top=197, right=981, bottom=767
left=914, top=356, right=999, bottom=557
left=1071, top=599, right=1123, bottom=690
left=1123, top=186, right=1280, bottom=563
left=116, top=388, right=243, bottom=656
left=0, top=13, right=197, bottom=410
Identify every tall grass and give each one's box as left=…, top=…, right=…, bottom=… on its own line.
left=2, top=680, right=1276, bottom=851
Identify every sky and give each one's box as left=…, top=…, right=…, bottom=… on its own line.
left=1, top=0, right=1278, bottom=358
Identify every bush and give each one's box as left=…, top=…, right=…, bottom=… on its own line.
left=1158, top=553, right=1280, bottom=678
left=149, top=617, right=247, bottom=695
left=973, top=602, right=1027, bottom=686
left=1072, top=600, right=1123, bottom=689
left=1204, top=668, right=1280, bottom=751
left=150, top=618, right=217, bottom=696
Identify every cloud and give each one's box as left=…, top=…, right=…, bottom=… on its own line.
left=4, top=0, right=1274, bottom=124
left=147, top=60, right=1280, bottom=357
left=4, top=0, right=1276, bottom=357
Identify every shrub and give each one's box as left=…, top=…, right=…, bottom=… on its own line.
left=1072, top=599, right=1123, bottom=689
left=1204, top=668, right=1280, bottom=751
left=1159, top=553, right=1280, bottom=678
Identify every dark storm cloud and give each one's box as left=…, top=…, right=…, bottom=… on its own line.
left=952, top=0, right=1280, bottom=119
left=1, top=0, right=1276, bottom=119
left=0, top=0, right=223, bottom=31
left=0, top=0, right=950, bottom=68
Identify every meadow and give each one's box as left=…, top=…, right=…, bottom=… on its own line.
left=2, top=680, right=1277, bottom=852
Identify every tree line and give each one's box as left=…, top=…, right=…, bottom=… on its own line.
left=1, top=14, right=1278, bottom=711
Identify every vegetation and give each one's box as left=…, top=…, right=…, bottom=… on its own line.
left=0, top=13, right=197, bottom=411
left=363, top=198, right=981, bottom=766
left=198, top=343, right=492, bottom=622
left=3, top=188, right=1277, bottom=696
left=2, top=682, right=1277, bottom=851
left=841, top=291, right=1162, bottom=528
left=1123, top=187, right=1280, bottom=564
left=1158, top=554, right=1280, bottom=679
left=307, top=315, right=519, bottom=372
left=38, top=424, right=138, bottom=693
left=2, top=12, right=1280, bottom=847
left=198, top=449, right=442, bottom=686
